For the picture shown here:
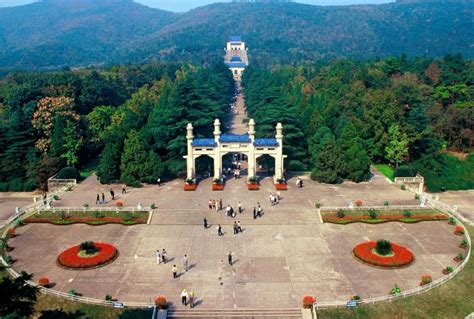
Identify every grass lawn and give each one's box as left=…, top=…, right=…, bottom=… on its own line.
left=318, top=225, right=474, bottom=319
left=374, top=164, right=395, bottom=181
left=79, top=158, right=99, bottom=180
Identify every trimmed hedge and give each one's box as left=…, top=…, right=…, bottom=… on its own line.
left=393, top=165, right=416, bottom=178
left=57, top=166, right=80, bottom=180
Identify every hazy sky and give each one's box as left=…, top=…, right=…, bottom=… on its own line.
left=0, top=0, right=394, bottom=12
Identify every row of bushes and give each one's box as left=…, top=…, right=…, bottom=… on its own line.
left=0, top=179, right=38, bottom=192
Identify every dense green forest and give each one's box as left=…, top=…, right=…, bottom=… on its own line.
left=242, top=54, right=473, bottom=189
left=0, top=63, right=234, bottom=190
left=0, top=55, right=472, bottom=192
left=0, top=0, right=472, bottom=70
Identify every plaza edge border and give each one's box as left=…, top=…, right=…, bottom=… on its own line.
left=0, top=187, right=471, bottom=310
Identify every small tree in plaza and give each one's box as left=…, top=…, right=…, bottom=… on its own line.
left=375, top=240, right=393, bottom=256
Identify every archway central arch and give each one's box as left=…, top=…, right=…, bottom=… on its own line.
left=184, top=119, right=287, bottom=185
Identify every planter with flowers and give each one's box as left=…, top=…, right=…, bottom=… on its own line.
left=454, top=226, right=464, bottom=236
left=212, top=178, right=224, bottom=191
left=459, top=239, right=468, bottom=249
left=247, top=176, right=259, bottom=191
left=302, top=295, right=316, bottom=309
left=38, top=277, right=50, bottom=287
left=275, top=178, right=287, bottom=190
left=420, top=275, right=432, bottom=286
left=184, top=179, right=197, bottom=191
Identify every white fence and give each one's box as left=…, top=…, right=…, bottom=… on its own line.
left=320, top=205, right=430, bottom=212
left=36, top=206, right=153, bottom=214
left=47, top=174, right=77, bottom=192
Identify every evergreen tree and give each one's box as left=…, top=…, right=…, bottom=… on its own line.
left=97, top=142, right=121, bottom=184
left=120, top=130, right=148, bottom=186
left=311, top=139, right=344, bottom=184
left=0, top=272, right=39, bottom=318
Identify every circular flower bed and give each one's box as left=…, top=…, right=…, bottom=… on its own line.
left=57, top=242, right=118, bottom=270
left=353, top=241, right=414, bottom=268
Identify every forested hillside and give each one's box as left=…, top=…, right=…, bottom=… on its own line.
left=0, top=63, right=234, bottom=190
left=0, top=0, right=472, bottom=70
left=242, top=54, right=474, bottom=188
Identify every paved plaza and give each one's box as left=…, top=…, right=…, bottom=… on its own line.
left=7, top=172, right=463, bottom=309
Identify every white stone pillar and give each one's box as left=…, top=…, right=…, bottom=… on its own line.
left=213, top=119, right=222, bottom=180
left=247, top=119, right=256, bottom=179
left=274, top=122, right=284, bottom=182
left=185, top=123, right=194, bottom=180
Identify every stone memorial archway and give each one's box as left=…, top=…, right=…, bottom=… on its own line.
left=184, top=119, right=286, bottom=183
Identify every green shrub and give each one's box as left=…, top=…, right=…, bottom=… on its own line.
left=69, top=289, right=78, bottom=296
left=415, top=194, right=420, bottom=200
left=0, top=182, right=8, bottom=192
left=124, top=212, right=134, bottom=221
left=403, top=210, right=412, bottom=218
left=59, top=212, right=67, bottom=220
left=445, top=266, right=454, bottom=273
left=91, top=211, right=102, bottom=219
left=23, top=180, right=38, bottom=191
left=4, top=255, right=13, bottom=264
left=393, top=165, right=416, bottom=178
left=9, top=178, right=24, bottom=192
left=400, top=184, right=406, bottom=190
left=80, top=241, right=98, bottom=254
left=384, top=201, right=390, bottom=206
left=336, top=210, right=345, bottom=218
left=351, top=295, right=361, bottom=301
left=105, top=294, right=113, bottom=301
left=375, top=239, right=392, bottom=256
left=150, top=203, right=156, bottom=209
left=369, top=210, right=378, bottom=219
left=57, top=167, right=80, bottom=180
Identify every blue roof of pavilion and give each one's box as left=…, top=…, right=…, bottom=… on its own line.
left=230, top=56, right=242, bottom=62
left=192, top=138, right=217, bottom=147
left=220, top=134, right=251, bottom=143
left=229, top=35, right=242, bottom=42
left=254, top=138, right=278, bottom=147
left=225, top=62, right=247, bottom=68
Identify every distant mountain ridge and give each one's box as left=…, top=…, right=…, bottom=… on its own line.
left=0, top=0, right=472, bottom=69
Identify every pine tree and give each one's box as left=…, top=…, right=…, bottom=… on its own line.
left=97, top=142, right=121, bottom=184
left=311, top=139, right=344, bottom=184
left=385, top=124, right=409, bottom=167
left=120, top=130, right=148, bottom=186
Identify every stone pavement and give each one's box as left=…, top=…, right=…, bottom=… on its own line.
left=437, top=190, right=474, bottom=223
left=10, top=217, right=460, bottom=309
left=7, top=170, right=463, bottom=309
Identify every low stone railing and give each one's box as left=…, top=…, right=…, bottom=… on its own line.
left=47, top=174, right=77, bottom=192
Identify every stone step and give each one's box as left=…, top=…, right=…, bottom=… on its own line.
left=167, top=308, right=302, bottom=318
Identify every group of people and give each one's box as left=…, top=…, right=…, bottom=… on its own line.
left=155, top=248, right=168, bottom=265
left=95, top=188, right=115, bottom=204
left=180, top=289, right=195, bottom=308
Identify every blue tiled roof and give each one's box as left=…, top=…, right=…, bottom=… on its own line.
left=254, top=138, right=278, bottom=147
left=220, top=134, right=251, bottom=143
left=229, top=35, right=241, bottom=42
left=225, top=62, right=247, bottom=68
left=192, top=138, right=216, bottom=147
left=230, top=56, right=242, bottom=62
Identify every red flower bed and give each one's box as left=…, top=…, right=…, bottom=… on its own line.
left=57, top=242, right=118, bottom=269
left=184, top=183, right=197, bottom=191
left=302, top=295, right=316, bottom=308
left=247, top=184, right=259, bottom=190
left=275, top=183, right=287, bottom=190
left=353, top=241, right=414, bottom=268
left=212, top=184, right=224, bottom=191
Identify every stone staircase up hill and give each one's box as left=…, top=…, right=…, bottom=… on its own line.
left=167, top=307, right=302, bottom=318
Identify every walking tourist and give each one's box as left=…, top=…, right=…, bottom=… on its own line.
left=269, top=194, right=273, bottom=206
left=172, top=265, right=178, bottom=278
left=203, top=217, right=208, bottom=228
left=237, top=221, right=242, bottom=233
left=122, top=184, right=126, bottom=194
left=110, top=188, right=115, bottom=200
left=208, top=199, right=213, bottom=210
left=101, top=192, right=105, bottom=204
left=189, top=290, right=195, bottom=308
left=96, top=193, right=100, bottom=205
left=231, top=206, right=236, bottom=218
left=226, top=205, right=231, bottom=217
left=253, top=207, right=257, bottom=219
left=258, top=206, right=263, bottom=217
left=233, top=221, right=238, bottom=234
left=42, top=193, right=47, bottom=205
left=227, top=251, right=233, bottom=266
left=238, top=202, right=242, bottom=213
left=182, top=254, right=189, bottom=272
left=162, top=249, right=167, bottom=263
left=157, top=178, right=161, bottom=186
left=277, top=191, right=281, bottom=201
left=219, top=199, right=223, bottom=210
left=156, top=249, right=161, bottom=265
left=218, top=224, right=223, bottom=236
left=181, top=289, right=188, bottom=306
